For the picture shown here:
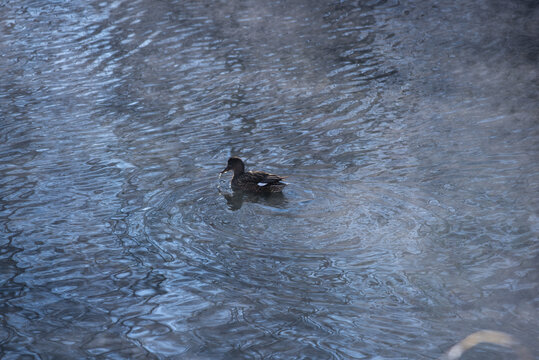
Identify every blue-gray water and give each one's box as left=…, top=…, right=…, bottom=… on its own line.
left=1, top=0, right=538, bottom=359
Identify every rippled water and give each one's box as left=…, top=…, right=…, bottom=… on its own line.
left=1, top=0, right=538, bottom=358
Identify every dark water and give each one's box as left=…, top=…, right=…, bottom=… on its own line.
left=1, top=0, right=538, bottom=358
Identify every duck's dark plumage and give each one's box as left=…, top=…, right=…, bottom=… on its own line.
left=221, top=157, right=286, bottom=193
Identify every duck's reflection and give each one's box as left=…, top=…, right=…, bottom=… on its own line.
left=221, top=190, right=287, bottom=211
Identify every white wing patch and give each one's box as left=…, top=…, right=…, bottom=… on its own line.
left=257, top=182, right=268, bottom=186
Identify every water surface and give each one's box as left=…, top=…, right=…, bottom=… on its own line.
left=1, top=0, right=538, bottom=359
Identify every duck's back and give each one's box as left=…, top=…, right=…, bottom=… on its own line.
left=232, top=171, right=286, bottom=193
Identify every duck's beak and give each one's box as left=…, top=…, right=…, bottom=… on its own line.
left=220, top=165, right=231, bottom=174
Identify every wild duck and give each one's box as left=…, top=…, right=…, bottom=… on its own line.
left=220, top=157, right=286, bottom=193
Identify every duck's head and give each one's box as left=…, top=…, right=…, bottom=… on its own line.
left=221, top=157, right=245, bottom=175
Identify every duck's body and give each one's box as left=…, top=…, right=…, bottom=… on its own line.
left=221, top=157, right=286, bottom=193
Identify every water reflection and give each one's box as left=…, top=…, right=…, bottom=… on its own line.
left=220, top=189, right=287, bottom=211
